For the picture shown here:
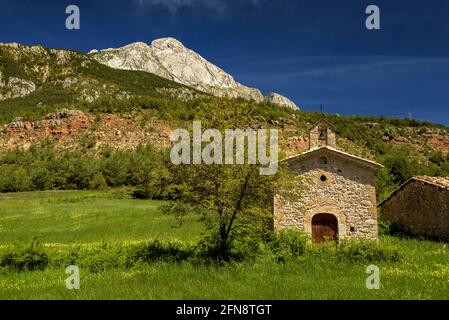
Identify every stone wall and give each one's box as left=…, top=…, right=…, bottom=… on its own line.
left=309, top=125, right=336, bottom=149
left=380, top=181, right=449, bottom=240
left=274, top=151, right=378, bottom=240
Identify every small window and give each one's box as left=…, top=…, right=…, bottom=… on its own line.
left=320, top=175, right=327, bottom=182
left=319, top=157, right=328, bottom=165
left=350, top=226, right=356, bottom=232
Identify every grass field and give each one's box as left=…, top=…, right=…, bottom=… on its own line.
left=0, top=190, right=204, bottom=244
left=1, top=190, right=449, bottom=300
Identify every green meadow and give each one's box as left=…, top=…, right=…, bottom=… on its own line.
left=0, top=190, right=203, bottom=244
left=0, top=190, right=448, bottom=300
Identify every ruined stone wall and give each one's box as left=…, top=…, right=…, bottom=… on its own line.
left=274, top=153, right=378, bottom=240
left=381, top=181, right=449, bottom=240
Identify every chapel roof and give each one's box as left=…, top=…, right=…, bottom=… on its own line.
left=283, top=146, right=383, bottom=171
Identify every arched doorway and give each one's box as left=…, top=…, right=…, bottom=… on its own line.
left=312, top=213, right=339, bottom=243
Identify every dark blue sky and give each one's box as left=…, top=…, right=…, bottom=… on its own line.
left=1, top=0, right=449, bottom=124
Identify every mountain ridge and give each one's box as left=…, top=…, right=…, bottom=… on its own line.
left=90, top=37, right=299, bottom=109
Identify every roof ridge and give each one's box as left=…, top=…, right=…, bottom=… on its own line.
left=379, top=175, right=449, bottom=207
left=309, top=118, right=336, bottom=130
left=413, top=176, right=449, bottom=189
left=283, top=146, right=383, bottom=170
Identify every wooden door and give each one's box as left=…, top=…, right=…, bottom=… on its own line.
left=312, top=213, right=338, bottom=243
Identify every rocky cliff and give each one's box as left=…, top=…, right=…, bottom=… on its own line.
left=264, top=93, right=298, bottom=110
left=91, top=38, right=299, bottom=109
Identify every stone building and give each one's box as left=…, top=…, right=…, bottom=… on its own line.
left=274, top=119, right=383, bottom=243
left=379, top=176, right=449, bottom=240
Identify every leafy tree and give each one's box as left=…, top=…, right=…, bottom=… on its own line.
left=0, top=166, right=31, bottom=192
left=30, top=167, right=55, bottom=190
left=162, top=102, right=297, bottom=261
left=382, top=146, right=417, bottom=185
left=375, top=168, right=398, bottom=202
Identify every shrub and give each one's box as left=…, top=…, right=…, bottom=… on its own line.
left=49, top=243, right=132, bottom=273
left=0, top=242, right=49, bottom=272
left=337, top=240, right=401, bottom=263
left=132, top=189, right=152, bottom=200
left=194, top=234, right=226, bottom=262
left=130, top=240, right=194, bottom=264
left=378, top=219, right=392, bottom=236
left=78, top=243, right=130, bottom=273
left=193, top=228, right=266, bottom=263
left=30, top=167, right=55, bottom=190
left=269, top=230, right=308, bottom=262
left=89, top=173, right=108, bottom=190
left=0, top=166, right=32, bottom=192
left=108, top=187, right=134, bottom=199
left=228, top=233, right=265, bottom=262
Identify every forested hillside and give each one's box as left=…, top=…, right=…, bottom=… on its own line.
left=1, top=43, right=449, bottom=202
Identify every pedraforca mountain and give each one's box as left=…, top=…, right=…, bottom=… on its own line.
left=264, top=93, right=298, bottom=110
left=90, top=38, right=299, bottom=109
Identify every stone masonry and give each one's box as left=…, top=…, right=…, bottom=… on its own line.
left=274, top=119, right=383, bottom=241
left=380, top=176, right=449, bottom=240
left=309, top=119, right=336, bottom=149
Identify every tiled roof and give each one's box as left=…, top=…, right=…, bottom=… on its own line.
left=379, top=175, right=449, bottom=206
left=414, top=176, right=449, bottom=190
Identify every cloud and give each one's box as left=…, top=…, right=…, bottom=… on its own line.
left=134, top=0, right=263, bottom=16
left=247, top=56, right=449, bottom=80
left=295, top=57, right=449, bottom=78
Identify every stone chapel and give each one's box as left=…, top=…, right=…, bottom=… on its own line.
left=274, top=119, right=383, bottom=243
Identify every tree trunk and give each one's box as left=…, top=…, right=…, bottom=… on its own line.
left=219, top=224, right=230, bottom=261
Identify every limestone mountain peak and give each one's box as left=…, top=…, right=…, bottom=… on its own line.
left=151, top=37, right=186, bottom=50
left=91, top=37, right=299, bottom=109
